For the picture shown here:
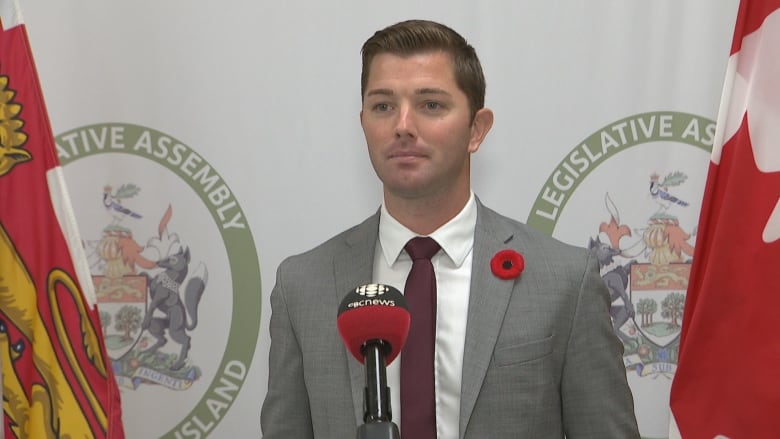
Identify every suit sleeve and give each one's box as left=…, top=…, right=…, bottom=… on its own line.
left=561, top=251, right=640, bottom=438
left=260, top=262, right=315, bottom=439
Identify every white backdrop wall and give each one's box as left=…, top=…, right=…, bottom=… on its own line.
left=22, top=1, right=738, bottom=438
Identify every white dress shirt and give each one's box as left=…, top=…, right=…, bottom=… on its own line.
left=373, top=192, right=476, bottom=439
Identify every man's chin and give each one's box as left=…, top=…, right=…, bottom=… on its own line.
left=383, top=181, right=437, bottom=201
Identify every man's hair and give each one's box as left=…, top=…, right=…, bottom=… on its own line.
left=360, top=20, right=486, bottom=121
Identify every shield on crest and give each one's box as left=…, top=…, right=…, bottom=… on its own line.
left=94, top=274, right=148, bottom=360
left=629, top=263, right=689, bottom=347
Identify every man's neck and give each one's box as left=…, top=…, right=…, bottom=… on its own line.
left=384, top=188, right=471, bottom=235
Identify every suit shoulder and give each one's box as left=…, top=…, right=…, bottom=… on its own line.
left=278, top=214, right=376, bottom=268
left=478, top=204, right=596, bottom=283
left=482, top=204, right=590, bottom=258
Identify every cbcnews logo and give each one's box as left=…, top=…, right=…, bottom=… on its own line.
left=348, top=284, right=398, bottom=308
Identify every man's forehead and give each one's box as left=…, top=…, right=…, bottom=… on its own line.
left=365, top=52, right=457, bottom=84
left=369, top=50, right=453, bottom=67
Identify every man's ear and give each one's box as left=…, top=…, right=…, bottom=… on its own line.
left=468, top=108, right=494, bottom=153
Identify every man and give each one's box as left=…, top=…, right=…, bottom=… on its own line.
left=261, top=19, right=640, bottom=438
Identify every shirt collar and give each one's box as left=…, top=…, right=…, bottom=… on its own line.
left=379, top=192, right=477, bottom=267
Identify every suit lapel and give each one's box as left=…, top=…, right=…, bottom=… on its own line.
left=333, top=212, right=380, bottom=425
left=459, top=203, right=524, bottom=437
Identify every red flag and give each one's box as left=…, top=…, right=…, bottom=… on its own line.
left=670, top=1, right=780, bottom=438
left=0, top=4, right=125, bottom=438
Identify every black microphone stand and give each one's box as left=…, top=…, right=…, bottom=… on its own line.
left=356, top=340, right=400, bottom=439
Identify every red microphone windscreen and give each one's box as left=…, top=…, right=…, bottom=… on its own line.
left=337, top=284, right=410, bottom=365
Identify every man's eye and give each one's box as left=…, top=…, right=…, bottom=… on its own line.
left=425, top=102, right=441, bottom=111
left=374, top=103, right=390, bottom=112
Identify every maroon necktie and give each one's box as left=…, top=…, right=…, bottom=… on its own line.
left=401, top=236, right=440, bottom=439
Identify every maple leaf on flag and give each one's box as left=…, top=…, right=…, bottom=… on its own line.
left=713, top=2, right=780, bottom=244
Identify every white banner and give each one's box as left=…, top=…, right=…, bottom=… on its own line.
left=22, top=1, right=739, bottom=437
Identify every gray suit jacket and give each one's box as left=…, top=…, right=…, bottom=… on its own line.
left=261, top=201, right=639, bottom=438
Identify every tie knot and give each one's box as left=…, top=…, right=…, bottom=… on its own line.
left=405, top=236, right=440, bottom=261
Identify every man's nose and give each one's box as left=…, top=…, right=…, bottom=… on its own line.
left=394, top=105, right=416, bottom=138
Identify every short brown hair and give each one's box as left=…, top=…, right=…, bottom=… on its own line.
left=360, top=20, right=486, bottom=121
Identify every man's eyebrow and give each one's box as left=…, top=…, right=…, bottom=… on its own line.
left=364, top=88, right=453, bottom=98
left=365, top=89, right=394, bottom=98
left=416, top=88, right=451, bottom=96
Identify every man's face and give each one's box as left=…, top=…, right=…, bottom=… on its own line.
left=360, top=51, right=484, bottom=202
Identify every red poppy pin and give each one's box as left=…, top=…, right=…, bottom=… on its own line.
left=490, top=249, right=524, bottom=280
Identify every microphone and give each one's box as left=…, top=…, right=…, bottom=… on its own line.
left=337, top=284, right=409, bottom=439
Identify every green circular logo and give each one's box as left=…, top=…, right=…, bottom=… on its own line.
left=56, top=123, right=261, bottom=438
